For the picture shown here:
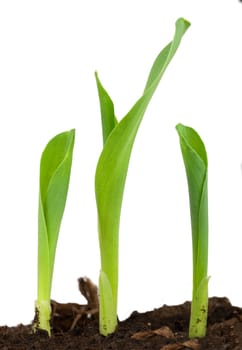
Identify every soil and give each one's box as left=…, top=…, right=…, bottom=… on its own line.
left=1, top=278, right=242, bottom=350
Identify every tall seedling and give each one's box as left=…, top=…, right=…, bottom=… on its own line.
left=95, top=18, right=190, bottom=336
left=176, top=124, right=209, bottom=338
left=35, top=129, right=75, bottom=335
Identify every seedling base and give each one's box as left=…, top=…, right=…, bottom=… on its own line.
left=1, top=280, right=242, bottom=349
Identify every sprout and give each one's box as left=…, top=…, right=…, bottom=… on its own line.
left=95, top=18, right=190, bottom=336
left=176, top=123, right=209, bottom=338
left=34, top=129, right=75, bottom=335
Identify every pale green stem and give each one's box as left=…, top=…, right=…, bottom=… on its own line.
left=34, top=300, right=51, bottom=335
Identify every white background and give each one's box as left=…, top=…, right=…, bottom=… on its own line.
left=0, top=0, right=242, bottom=326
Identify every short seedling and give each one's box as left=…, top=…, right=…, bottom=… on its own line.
left=95, top=18, right=190, bottom=336
left=176, top=124, right=209, bottom=338
left=35, top=129, right=75, bottom=335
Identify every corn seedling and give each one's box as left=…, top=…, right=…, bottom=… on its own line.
left=176, top=124, right=209, bottom=338
left=35, top=129, right=75, bottom=335
left=95, top=18, right=190, bottom=336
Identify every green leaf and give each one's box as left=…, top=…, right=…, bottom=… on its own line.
left=35, top=129, right=75, bottom=335
left=176, top=123, right=209, bottom=338
left=95, top=72, right=118, bottom=144
left=95, top=18, right=190, bottom=336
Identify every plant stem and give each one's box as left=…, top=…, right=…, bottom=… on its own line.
left=35, top=300, right=51, bottom=335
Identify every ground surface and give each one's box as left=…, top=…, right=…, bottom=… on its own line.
left=0, top=280, right=242, bottom=349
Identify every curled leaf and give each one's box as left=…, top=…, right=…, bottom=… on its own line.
left=36, top=129, right=75, bottom=334
left=176, top=124, right=208, bottom=338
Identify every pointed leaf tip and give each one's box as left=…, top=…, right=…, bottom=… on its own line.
left=95, top=73, right=118, bottom=144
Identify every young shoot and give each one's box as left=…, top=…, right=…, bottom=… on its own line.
left=95, top=18, right=190, bottom=336
left=176, top=124, right=209, bottom=338
left=35, top=129, right=75, bottom=335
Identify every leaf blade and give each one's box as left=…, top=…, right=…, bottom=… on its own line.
left=95, top=71, right=118, bottom=145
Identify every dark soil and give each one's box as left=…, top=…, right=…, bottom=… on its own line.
left=1, top=278, right=242, bottom=349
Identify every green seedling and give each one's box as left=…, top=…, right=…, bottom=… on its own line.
left=35, top=129, right=75, bottom=335
left=176, top=124, right=209, bottom=338
left=95, top=18, right=190, bottom=336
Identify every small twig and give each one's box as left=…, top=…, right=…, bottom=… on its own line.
left=51, top=276, right=99, bottom=331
